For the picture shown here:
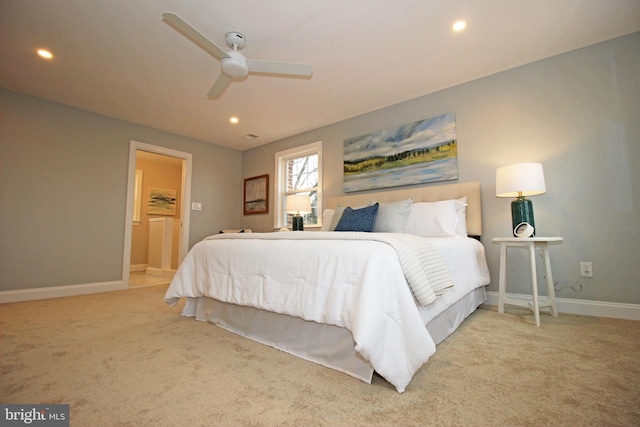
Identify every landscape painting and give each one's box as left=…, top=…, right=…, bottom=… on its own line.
left=343, top=113, right=458, bottom=192
left=147, top=187, right=177, bottom=215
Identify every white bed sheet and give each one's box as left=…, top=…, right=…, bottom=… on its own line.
left=417, top=237, right=491, bottom=324
left=165, top=233, right=490, bottom=392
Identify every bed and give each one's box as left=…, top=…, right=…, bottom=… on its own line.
left=165, top=181, right=490, bottom=393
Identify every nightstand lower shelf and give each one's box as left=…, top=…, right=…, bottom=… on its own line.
left=500, top=296, right=556, bottom=312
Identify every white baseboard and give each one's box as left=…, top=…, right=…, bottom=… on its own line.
left=145, top=266, right=164, bottom=277
left=485, top=291, right=640, bottom=321
left=130, top=264, right=147, bottom=272
left=145, top=267, right=176, bottom=280
left=0, top=280, right=128, bottom=304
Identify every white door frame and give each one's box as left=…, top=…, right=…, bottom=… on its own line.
left=123, top=140, right=192, bottom=286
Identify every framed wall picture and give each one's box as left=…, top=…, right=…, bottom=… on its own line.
left=244, top=174, right=269, bottom=215
left=147, top=187, right=177, bottom=215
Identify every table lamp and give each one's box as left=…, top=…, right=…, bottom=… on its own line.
left=496, top=163, right=546, bottom=237
left=286, top=194, right=312, bottom=231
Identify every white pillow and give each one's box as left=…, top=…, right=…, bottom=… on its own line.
left=404, top=200, right=459, bottom=237
left=370, top=198, right=414, bottom=233
left=321, top=209, right=335, bottom=231
left=455, top=196, right=468, bottom=237
left=328, top=205, right=345, bottom=231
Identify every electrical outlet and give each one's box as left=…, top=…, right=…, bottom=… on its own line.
left=580, top=262, right=593, bottom=278
left=191, top=202, right=202, bottom=211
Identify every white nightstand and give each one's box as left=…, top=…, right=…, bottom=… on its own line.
left=492, top=237, right=563, bottom=327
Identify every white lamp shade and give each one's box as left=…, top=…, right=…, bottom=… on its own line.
left=496, top=163, right=546, bottom=198
left=286, top=194, right=312, bottom=214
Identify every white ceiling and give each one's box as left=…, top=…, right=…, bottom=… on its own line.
left=2, top=1, right=639, bottom=151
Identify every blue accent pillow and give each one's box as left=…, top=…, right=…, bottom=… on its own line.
left=334, top=203, right=379, bottom=232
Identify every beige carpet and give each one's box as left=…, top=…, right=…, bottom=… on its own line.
left=1, top=286, right=639, bottom=426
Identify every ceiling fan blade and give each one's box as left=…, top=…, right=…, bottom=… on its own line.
left=162, top=13, right=228, bottom=60
left=247, top=59, right=313, bottom=77
left=207, top=74, right=233, bottom=98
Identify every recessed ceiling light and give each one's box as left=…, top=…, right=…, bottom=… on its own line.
left=452, top=21, right=466, bottom=32
left=37, top=49, right=53, bottom=59
left=229, top=117, right=239, bottom=124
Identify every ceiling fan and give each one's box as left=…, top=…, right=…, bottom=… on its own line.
left=162, top=13, right=313, bottom=99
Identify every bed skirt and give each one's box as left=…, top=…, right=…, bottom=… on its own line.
left=185, top=286, right=486, bottom=384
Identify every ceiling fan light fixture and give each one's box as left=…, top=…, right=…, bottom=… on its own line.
left=221, top=51, right=249, bottom=78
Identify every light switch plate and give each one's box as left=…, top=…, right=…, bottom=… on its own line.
left=191, top=202, right=202, bottom=211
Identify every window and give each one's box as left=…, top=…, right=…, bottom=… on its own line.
left=274, top=141, right=322, bottom=229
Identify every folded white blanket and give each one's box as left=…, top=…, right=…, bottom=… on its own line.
left=208, top=231, right=453, bottom=306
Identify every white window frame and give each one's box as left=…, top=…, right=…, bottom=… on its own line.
left=274, top=141, right=323, bottom=229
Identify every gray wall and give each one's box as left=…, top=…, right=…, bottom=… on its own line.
left=242, top=33, right=639, bottom=305
left=0, top=89, right=243, bottom=291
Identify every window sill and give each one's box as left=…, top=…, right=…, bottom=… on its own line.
left=272, top=225, right=322, bottom=232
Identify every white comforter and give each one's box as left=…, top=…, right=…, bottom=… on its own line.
left=165, top=232, right=454, bottom=393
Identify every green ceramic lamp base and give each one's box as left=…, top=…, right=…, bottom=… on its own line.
left=511, top=197, right=536, bottom=237
left=292, top=215, right=304, bottom=231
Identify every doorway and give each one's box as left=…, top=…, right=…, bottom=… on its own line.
left=123, top=141, right=192, bottom=288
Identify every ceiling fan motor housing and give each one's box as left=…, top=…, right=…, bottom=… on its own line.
left=221, top=50, right=249, bottom=78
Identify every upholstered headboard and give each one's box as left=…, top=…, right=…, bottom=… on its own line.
left=327, top=181, right=482, bottom=237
